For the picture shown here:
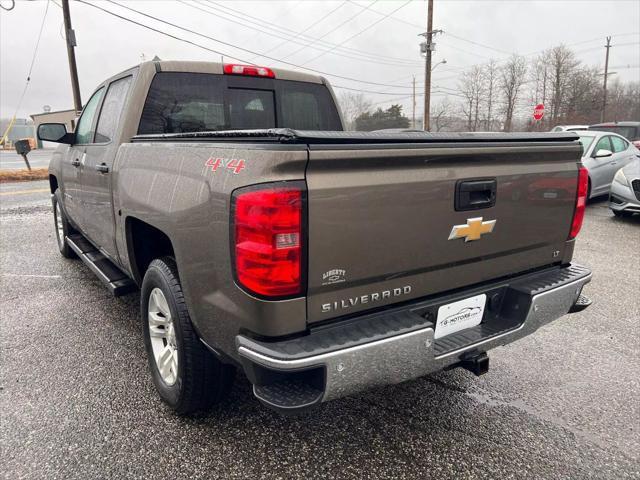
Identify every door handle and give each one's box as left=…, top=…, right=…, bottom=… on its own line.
left=96, top=163, right=109, bottom=174
left=71, top=159, right=81, bottom=167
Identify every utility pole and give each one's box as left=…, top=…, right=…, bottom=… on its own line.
left=423, top=0, right=434, bottom=131
left=62, top=0, right=82, bottom=113
left=419, top=1, right=441, bottom=131
left=601, top=36, right=611, bottom=123
left=412, top=76, right=416, bottom=129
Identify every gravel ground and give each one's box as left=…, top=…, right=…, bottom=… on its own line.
left=1, top=193, right=639, bottom=480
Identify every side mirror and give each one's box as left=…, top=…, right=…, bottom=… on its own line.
left=594, top=149, right=613, bottom=158
left=37, top=123, right=74, bottom=144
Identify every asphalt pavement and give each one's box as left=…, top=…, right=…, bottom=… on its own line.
left=0, top=149, right=54, bottom=170
left=1, top=185, right=639, bottom=480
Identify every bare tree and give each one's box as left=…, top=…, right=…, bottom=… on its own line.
left=431, top=98, right=454, bottom=132
left=604, top=79, right=640, bottom=122
left=482, top=59, right=499, bottom=131
left=459, top=66, right=485, bottom=131
left=500, top=54, right=527, bottom=132
left=564, top=65, right=601, bottom=124
left=548, top=45, right=580, bottom=124
left=528, top=51, right=551, bottom=130
left=337, top=92, right=372, bottom=131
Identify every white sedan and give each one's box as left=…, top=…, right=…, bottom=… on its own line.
left=576, top=131, right=639, bottom=198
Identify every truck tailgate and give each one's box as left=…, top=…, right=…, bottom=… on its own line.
left=305, top=139, right=583, bottom=323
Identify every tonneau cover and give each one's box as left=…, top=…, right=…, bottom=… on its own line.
left=132, top=128, right=580, bottom=144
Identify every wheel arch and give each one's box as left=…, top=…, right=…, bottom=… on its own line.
left=125, top=216, right=176, bottom=285
left=49, top=174, right=59, bottom=194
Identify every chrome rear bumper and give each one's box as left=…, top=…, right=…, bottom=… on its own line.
left=237, top=264, right=592, bottom=413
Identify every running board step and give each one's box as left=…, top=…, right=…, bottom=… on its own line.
left=66, top=234, right=137, bottom=296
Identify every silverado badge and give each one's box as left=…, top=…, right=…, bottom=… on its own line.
left=448, top=217, right=496, bottom=242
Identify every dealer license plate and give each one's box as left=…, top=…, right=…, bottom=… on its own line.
left=434, top=294, right=486, bottom=340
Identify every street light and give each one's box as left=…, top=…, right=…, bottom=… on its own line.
left=432, top=59, right=447, bottom=72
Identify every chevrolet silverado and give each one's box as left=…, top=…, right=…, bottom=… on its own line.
left=38, top=61, right=592, bottom=415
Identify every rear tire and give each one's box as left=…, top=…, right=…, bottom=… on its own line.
left=52, top=189, right=76, bottom=259
left=141, top=257, right=234, bottom=415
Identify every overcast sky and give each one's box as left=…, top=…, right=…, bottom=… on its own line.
left=1, top=0, right=638, bottom=120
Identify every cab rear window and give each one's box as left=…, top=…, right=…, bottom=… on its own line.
left=138, top=72, right=341, bottom=134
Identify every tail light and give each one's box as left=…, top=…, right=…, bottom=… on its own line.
left=223, top=63, right=275, bottom=78
left=232, top=183, right=304, bottom=298
left=569, top=167, right=589, bottom=239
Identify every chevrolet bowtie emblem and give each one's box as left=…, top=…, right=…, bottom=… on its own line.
left=448, top=217, right=496, bottom=242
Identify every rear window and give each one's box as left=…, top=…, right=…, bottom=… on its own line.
left=138, top=72, right=341, bottom=134
left=589, top=125, right=639, bottom=141
left=228, top=89, right=276, bottom=129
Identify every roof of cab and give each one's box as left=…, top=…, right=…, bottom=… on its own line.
left=135, top=60, right=327, bottom=85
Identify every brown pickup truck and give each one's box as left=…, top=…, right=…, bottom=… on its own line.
left=39, top=61, right=592, bottom=415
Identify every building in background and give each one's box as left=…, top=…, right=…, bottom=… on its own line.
left=0, top=118, right=35, bottom=149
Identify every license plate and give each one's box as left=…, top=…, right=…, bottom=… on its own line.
left=434, top=293, right=486, bottom=340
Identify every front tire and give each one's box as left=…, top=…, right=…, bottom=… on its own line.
left=52, top=190, right=76, bottom=259
left=141, top=257, right=234, bottom=415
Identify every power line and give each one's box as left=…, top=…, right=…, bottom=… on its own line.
left=347, top=0, right=423, bottom=30
left=75, top=0, right=241, bottom=60
left=80, top=0, right=422, bottom=88
left=347, top=0, right=515, bottom=56
left=183, top=0, right=421, bottom=67
left=69, top=1, right=640, bottom=104
left=279, top=0, right=380, bottom=60
left=430, top=38, right=640, bottom=82
left=10, top=0, right=50, bottom=119
left=248, top=0, right=348, bottom=59
left=333, top=83, right=466, bottom=99
left=444, top=32, right=512, bottom=55
left=194, top=0, right=422, bottom=66
left=300, top=0, right=413, bottom=66
left=333, top=84, right=416, bottom=96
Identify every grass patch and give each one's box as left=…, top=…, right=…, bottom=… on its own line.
left=0, top=168, right=49, bottom=183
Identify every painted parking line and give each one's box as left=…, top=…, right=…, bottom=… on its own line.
left=0, top=188, right=50, bottom=196
left=1, top=273, right=61, bottom=279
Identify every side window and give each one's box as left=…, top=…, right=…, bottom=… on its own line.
left=593, top=136, right=612, bottom=156
left=75, top=87, right=105, bottom=144
left=610, top=136, right=628, bottom=153
left=95, top=76, right=133, bottom=143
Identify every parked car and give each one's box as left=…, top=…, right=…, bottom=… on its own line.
left=551, top=125, right=588, bottom=132
left=37, top=61, right=592, bottom=415
left=589, top=121, right=640, bottom=148
left=576, top=131, right=639, bottom=198
left=609, top=157, right=640, bottom=217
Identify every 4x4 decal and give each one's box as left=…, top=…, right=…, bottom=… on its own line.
left=205, top=157, right=246, bottom=174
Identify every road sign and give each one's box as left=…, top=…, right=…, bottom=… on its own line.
left=533, top=104, right=545, bottom=121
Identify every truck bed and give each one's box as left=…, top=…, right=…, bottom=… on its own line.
left=128, top=128, right=583, bottom=325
